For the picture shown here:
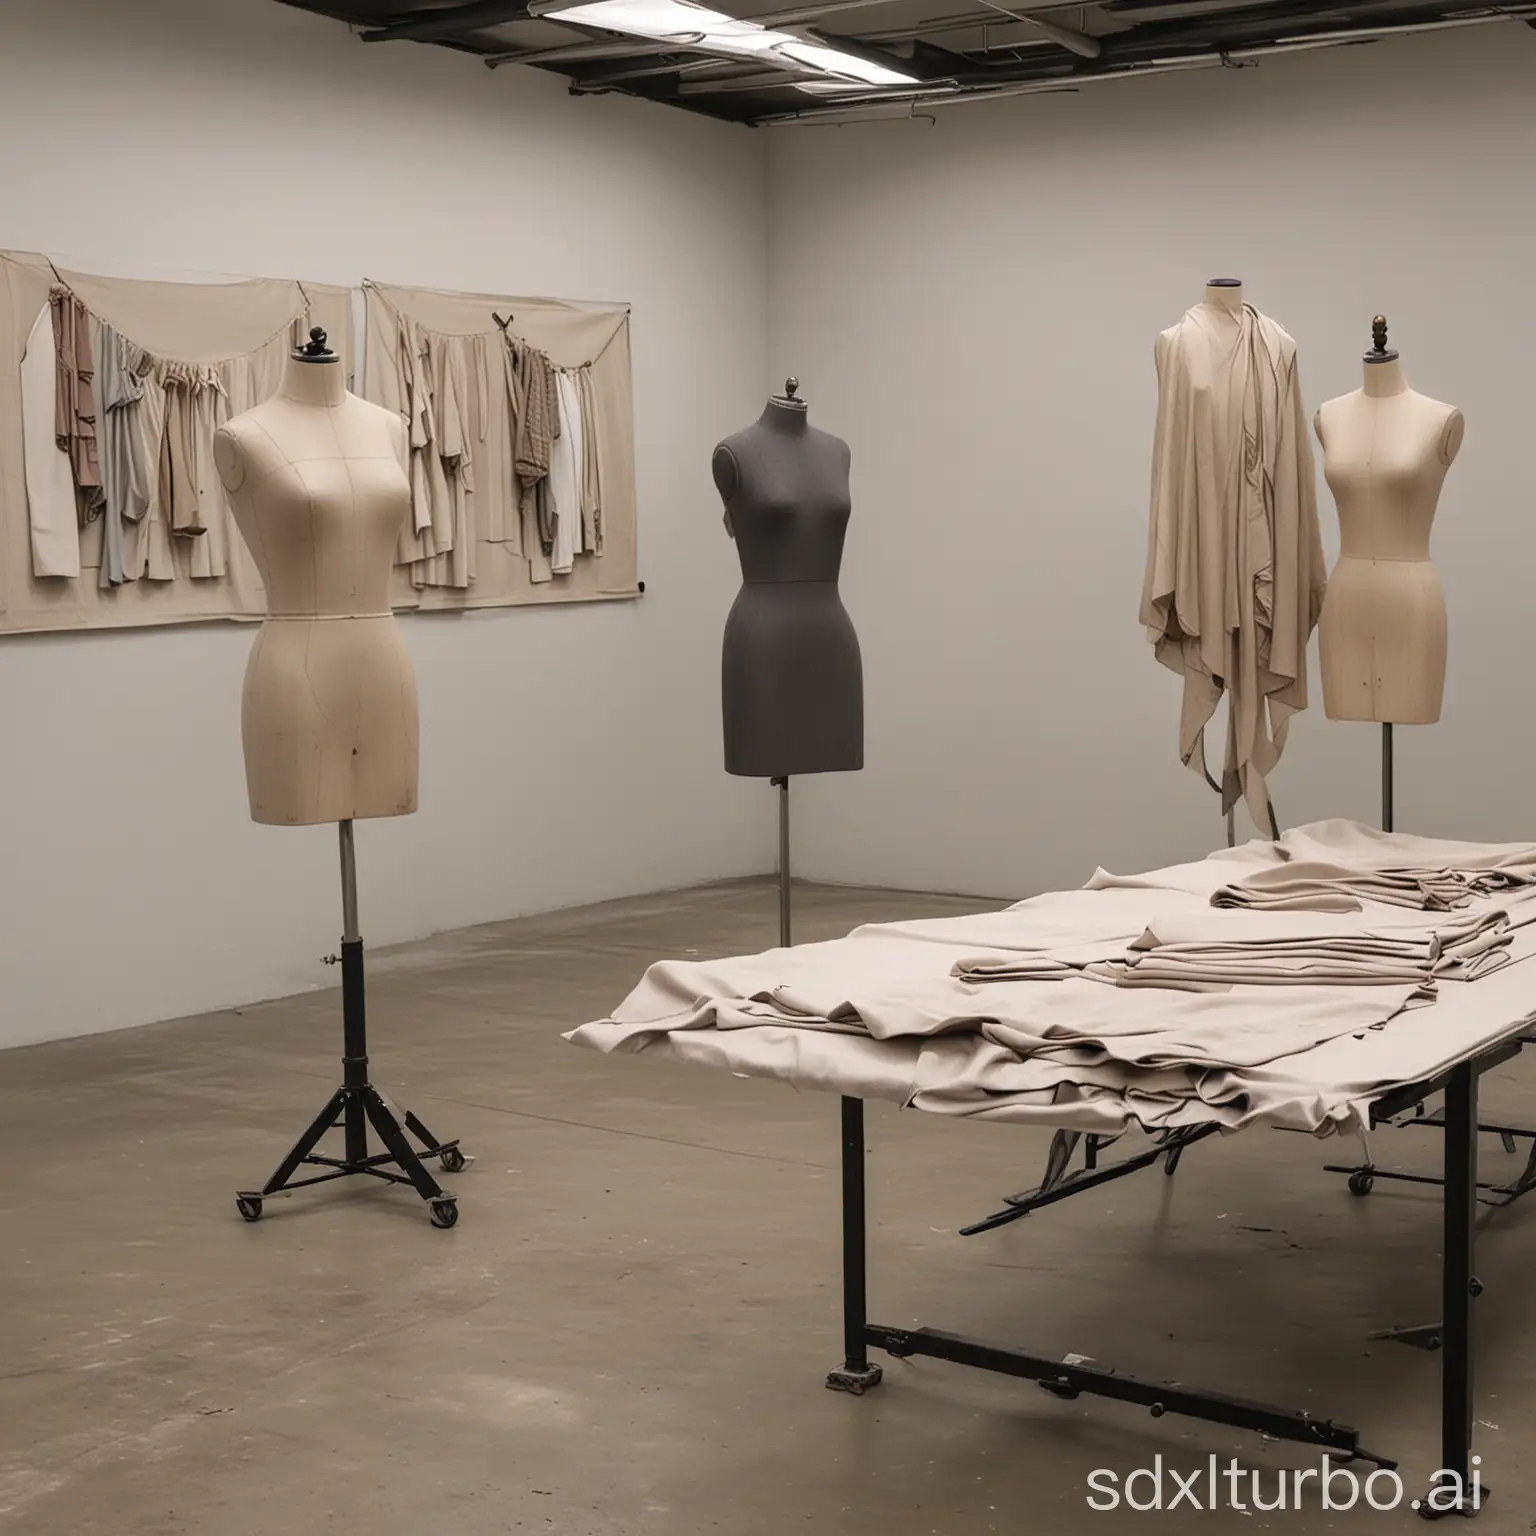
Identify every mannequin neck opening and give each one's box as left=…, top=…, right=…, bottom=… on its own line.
left=279, top=353, right=347, bottom=407
left=1203, top=281, right=1244, bottom=314
left=1363, top=356, right=1408, bottom=398
left=761, top=396, right=809, bottom=434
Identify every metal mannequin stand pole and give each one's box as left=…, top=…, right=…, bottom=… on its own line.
left=1382, top=723, right=1394, bottom=834
left=775, top=775, right=792, bottom=947
left=235, top=819, right=466, bottom=1228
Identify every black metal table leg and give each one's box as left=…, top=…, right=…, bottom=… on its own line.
left=827, top=1096, right=882, bottom=1395
left=1420, top=1061, right=1486, bottom=1520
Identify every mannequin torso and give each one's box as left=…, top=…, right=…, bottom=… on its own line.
left=1155, top=280, right=1249, bottom=477
left=712, top=394, right=863, bottom=777
left=1315, top=356, right=1463, bottom=724
left=213, top=354, right=420, bottom=824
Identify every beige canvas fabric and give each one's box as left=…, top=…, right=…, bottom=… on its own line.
left=1141, top=302, right=1326, bottom=828
left=1212, top=819, right=1536, bottom=911
left=0, top=250, right=352, bottom=634
left=567, top=823, right=1536, bottom=1138
left=361, top=281, right=637, bottom=612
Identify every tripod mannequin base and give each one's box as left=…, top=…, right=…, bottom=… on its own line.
left=236, top=1079, right=465, bottom=1228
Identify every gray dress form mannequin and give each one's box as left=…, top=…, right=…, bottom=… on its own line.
left=712, top=380, right=864, bottom=780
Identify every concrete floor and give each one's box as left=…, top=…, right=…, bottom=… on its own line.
left=3, top=878, right=1536, bottom=1534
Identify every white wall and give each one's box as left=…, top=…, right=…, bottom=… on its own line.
left=0, top=0, right=770, bottom=1047
left=767, top=25, right=1536, bottom=899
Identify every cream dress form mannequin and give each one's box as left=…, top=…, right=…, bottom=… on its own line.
left=213, top=336, right=419, bottom=825
left=1315, top=321, right=1463, bottom=723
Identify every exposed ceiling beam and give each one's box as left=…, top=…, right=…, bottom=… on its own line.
left=360, top=1, right=534, bottom=41
left=568, top=55, right=738, bottom=84
left=971, top=0, right=1101, bottom=53
left=752, top=2, right=1536, bottom=121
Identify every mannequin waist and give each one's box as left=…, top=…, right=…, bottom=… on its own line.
left=1332, top=552, right=1436, bottom=568
left=738, top=576, right=844, bottom=589
left=264, top=611, right=396, bottom=622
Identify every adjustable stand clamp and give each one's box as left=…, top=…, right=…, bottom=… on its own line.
left=235, top=820, right=467, bottom=1228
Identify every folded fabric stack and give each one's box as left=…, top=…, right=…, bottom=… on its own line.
left=1209, top=821, right=1536, bottom=912
left=566, top=821, right=1536, bottom=1138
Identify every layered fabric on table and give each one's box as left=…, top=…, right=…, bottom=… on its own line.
left=1211, top=820, right=1536, bottom=912
left=1141, top=302, right=1326, bottom=830
left=567, top=821, right=1536, bottom=1138
left=952, top=905, right=1519, bottom=989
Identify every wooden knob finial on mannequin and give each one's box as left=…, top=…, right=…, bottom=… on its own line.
left=1366, top=315, right=1398, bottom=362
left=296, top=326, right=336, bottom=362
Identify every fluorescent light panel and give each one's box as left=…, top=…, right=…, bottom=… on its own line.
left=543, top=0, right=917, bottom=84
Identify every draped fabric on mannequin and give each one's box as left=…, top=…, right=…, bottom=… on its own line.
left=361, top=280, right=637, bottom=613
left=1141, top=303, right=1326, bottom=830
left=0, top=250, right=353, bottom=633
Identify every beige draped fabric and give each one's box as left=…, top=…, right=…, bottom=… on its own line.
left=96, top=322, right=154, bottom=589
left=1141, top=302, right=1326, bottom=829
left=577, top=363, right=604, bottom=554
left=0, top=250, right=352, bottom=634
left=567, top=822, right=1536, bottom=1139
left=362, top=280, right=637, bottom=613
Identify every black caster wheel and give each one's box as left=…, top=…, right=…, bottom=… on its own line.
left=236, top=1194, right=264, bottom=1222
left=429, top=1197, right=459, bottom=1229
left=1348, top=1170, right=1375, bottom=1197
left=1039, top=1378, right=1081, bottom=1401
left=439, top=1147, right=466, bottom=1174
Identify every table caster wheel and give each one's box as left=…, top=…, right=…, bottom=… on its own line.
left=439, top=1147, right=466, bottom=1174
left=1348, top=1170, right=1375, bottom=1197
left=429, top=1197, right=459, bottom=1229
left=236, top=1194, right=264, bottom=1222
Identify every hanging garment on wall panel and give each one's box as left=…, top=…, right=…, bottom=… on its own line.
left=22, top=304, right=80, bottom=579
left=1141, top=302, right=1325, bottom=830
left=361, top=279, right=637, bottom=613
left=0, top=250, right=353, bottom=635
left=50, top=286, right=104, bottom=521
left=96, top=321, right=154, bottom=588
left=577, top=363, right=604, bottom=554
left=550, top=369, right=584, bottom=574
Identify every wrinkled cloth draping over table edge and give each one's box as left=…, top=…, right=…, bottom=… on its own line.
left=566, top=821, right=1536, bottom=1138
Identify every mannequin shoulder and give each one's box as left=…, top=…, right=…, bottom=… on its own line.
left=807, top=424, right=851, bottom=467
left=344, top=394, right=410, bottom=453
left=1437, top=405, right=1465, bottom=467
left=1314, top=391, right=1358, bottom=436
left=711, top=440, right=740, bottom=498
left=213, top=413, right=271, bottom=493
left=1314, top=392, right=1345, bottom=446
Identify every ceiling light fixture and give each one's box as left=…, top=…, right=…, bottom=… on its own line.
left=533, top=0, right=919, bottom=85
